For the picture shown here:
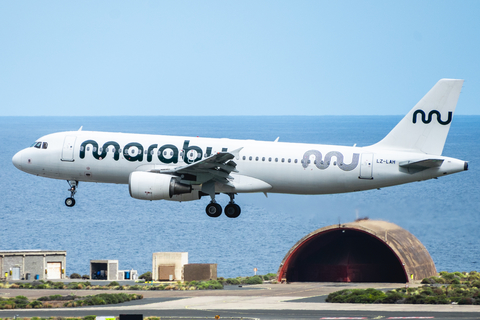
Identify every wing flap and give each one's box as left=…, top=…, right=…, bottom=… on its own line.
left=148, top=147, right=243, bottom=186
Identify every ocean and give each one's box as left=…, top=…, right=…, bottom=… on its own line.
left=0, top=116, right=478, bottom=278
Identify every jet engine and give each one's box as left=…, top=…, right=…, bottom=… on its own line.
left=129, top=171, right=192, bottom=200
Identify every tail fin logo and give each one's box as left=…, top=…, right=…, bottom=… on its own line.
left=412, top=109, right=452, bottom=125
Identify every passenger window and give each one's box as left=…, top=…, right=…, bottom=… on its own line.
left=268, top=157, right=272, bottom=162
left=42, top=142, right=48, bottom=149
left=262, top=157, right=265, bottom=161
left=288, top=159, right=291, bottom=163
left=99, top=147, right=103, bottom=153
left=275, top=158, right=278, bottom=162
left=249, top=156, right=252, bottom=161
left=87, top=147, right=90, bottom=151
left=255, top=157, right=259, bottom=161
left=243, top=156, right=246, bottom=160
left=281, top=158, right=285, bottom=163
left=294, top=159, right=298, bottom=163
left=80, top=146, right=84, bottom=151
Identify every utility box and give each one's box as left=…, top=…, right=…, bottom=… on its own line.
left=152, top=252, right=188, bottom=281
left=184, top=263, right=217, bottom=282
left=117, top=269, right=138, bottom=281
left=90, top=260, right=118, bottom=280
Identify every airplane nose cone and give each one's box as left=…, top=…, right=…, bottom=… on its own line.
left=12, top=151, right=23, bottom=170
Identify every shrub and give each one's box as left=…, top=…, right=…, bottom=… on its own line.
left=28, top=300, right=43, bottom=308
left=54, top=282, right=66, bottom=289
left=70, top=273, right=82, bottom=279
left=244, top=276, right=263, bottom=285
left=139, top=271, right=152, bottom=281
left=263, top=273, right=277, bottom=280
left=108, top=281, right=119, bottom=287
left=226, top=278, right=240, bottom=285
left=379, top=291, right=404, bottom=303
left=471, top=280, right=480, bottom=288
left=82, top=275, right=90, bottom=280
left=129, top=285, right=143, bottom=290
left=458, top=297, right=475, bottom=305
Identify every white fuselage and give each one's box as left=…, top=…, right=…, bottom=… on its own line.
left=12, top=130, right=467, bottom=195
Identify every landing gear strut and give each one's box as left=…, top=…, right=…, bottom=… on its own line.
left=224, top=193, right=241, bottom=218
left=65, top=180, right=78, bottom=207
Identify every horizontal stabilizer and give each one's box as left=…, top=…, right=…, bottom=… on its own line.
left=399, top=159, right=444, bottom=170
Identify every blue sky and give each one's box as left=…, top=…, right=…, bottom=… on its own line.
left=1, top=1, right=479, bottom=116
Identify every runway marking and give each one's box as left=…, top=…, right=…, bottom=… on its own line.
left=387, top=317, right=435, bottom=319
left=320, top=317, right=367, bottom=320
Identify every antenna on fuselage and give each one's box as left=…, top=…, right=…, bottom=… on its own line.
left=274, top=137, right=279, bottom=142
left=78, top=126, right=83, bottom=131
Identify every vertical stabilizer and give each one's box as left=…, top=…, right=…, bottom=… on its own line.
left=373, top=79, right=463, bottom=155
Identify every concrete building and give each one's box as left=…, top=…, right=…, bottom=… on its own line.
left=0, top=250, right=66, bottom=281
left=152, top=252, right=188, bottom=281
left=90, top=259, right=138, bottom=281
left=90, top=259, right=119, bottom=280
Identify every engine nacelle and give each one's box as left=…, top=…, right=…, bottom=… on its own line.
left=129, top=171, right=192, bottom=201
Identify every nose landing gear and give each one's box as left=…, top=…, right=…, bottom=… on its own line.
left=65, top=180, right=78, bottom=207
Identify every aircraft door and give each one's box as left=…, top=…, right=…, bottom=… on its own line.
left=359, top=153, right=373, bottom=179
left=61, top=136, right=77, bottom=162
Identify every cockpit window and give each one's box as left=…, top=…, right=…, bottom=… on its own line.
left=32, top=142, right=42, bottom=148
left=42, top=142, right=48, bottom=149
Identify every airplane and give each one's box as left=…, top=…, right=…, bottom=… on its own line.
left=12, top=79, right=468, bottom=218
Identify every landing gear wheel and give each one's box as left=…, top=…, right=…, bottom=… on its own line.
left=65, top=197, right=76, bottom=207
left=206, top=202, right=222, bottom=218
left=225, top=203, right=241, bottom=218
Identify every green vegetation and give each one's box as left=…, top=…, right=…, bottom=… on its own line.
left=0, top=273, right=276, bottom=295
left=63, top=293, right=142, bottom=307
left=0, top=293, right=142, bottom=309
left=326, top=271, right=480, bottom=305
left=139, top=271, right=152, bottom=281
left=219, top=273, right=277, bottom=285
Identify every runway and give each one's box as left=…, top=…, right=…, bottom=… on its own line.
left=1, top=282, right=480, bottom=319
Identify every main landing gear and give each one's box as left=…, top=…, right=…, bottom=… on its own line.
left=205, top=193, right=241, bottom=218
left=65, top=180, right=78, bottom=207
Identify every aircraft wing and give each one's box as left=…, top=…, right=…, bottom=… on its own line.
left=399, top=159, right=444, bottom=170
left=150, top=148, right=243, bottom=186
